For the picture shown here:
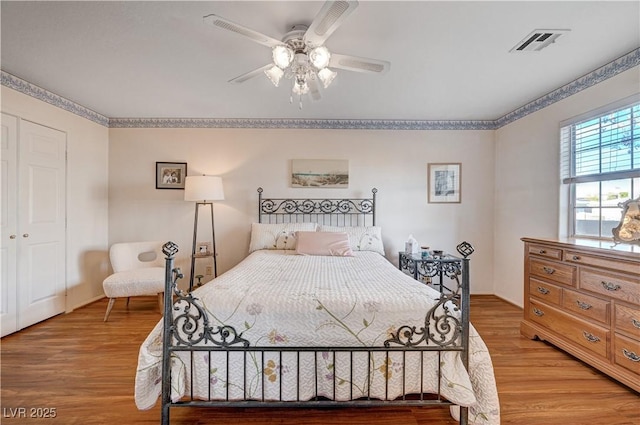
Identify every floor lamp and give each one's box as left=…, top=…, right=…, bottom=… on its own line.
left=184, top=175, right=224, bottom=291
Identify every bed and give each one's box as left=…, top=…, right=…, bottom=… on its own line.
left=134, top=188, right=500, bottom=425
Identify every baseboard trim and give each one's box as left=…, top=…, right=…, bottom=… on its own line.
left=67, top=294, right=105, bottom=314
left=471, top=294, right=523, bottom=310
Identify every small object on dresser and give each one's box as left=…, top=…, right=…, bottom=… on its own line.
left=431, top=250, right=443, bottom=258
left=421, top=246, right=430, bottom=259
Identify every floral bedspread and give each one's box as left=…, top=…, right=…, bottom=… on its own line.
left=135, top=250, right=500, bottom=424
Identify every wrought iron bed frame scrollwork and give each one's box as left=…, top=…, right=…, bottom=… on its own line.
left=159, top=188, right=472, bottom=425
left=257, top=186, right=377, bottom=225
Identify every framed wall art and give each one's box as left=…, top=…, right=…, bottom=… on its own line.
left=156, top=162, right=187, bottom=189
left=428, top=163, right=461, bottom=203
left=196, top=241, right=213, bottom=256
left=291, top=159, right=349, bottom=188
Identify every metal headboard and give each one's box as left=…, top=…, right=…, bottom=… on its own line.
left=258, top=187, right=377, bottom=227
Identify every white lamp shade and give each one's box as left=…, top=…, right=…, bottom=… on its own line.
left=318, top=67, right=337, bottom=88
left=272, top=45, right=293, bottom=69
left=184, top=176, right=225, bottom=202
left=264, top=65, right=284, bottom=87
left=309, top=46, right=331, bottom=69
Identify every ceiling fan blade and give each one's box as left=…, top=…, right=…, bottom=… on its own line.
left=308, top=78, right=322, bottom=101
left=303, top=1, right=359, bottom=48
left=329, top=53, right=390, bottom=74
left=204, top=14, right=282, bottom=48
left=228, top=64, right=273, bottom=84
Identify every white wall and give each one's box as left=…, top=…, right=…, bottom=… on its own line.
left=493, top=67, right=640, bottom=307
left=108, top=128, right=496, bottom=293
left=5, top=64, right=635, bottom=311
left=1, top=87, right=110, bottom=311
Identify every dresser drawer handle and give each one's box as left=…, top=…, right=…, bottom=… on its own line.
left=537, top=286, right=550, bottom=295
left=538, top=249, right=546, bottom=254
left=632, top=319, right=640, bottom=329
left=622, top=349, right=640, bottom=362
left=576, top=300, right=592, bottom=310
left=601, top=281, right=621, bottom=291
left=542, top=266, right=555, bottom=275
left=582, top=331, right=600, bottom=343
left=533, top=307, right=544, bottom=317
left=572, top=255, right=581, bottom=261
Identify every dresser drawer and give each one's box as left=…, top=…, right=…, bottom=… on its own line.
left=529, top=299, right=609, bottom=358
left=529, top=278, right=562, bottom=305
left=613, top=333, right=640, bottom=375
left=529, top=258, right=576, bottom=287
left=562, top=288, right=610, bottom=325
left=615, top=304, right=640, bottom=339
left=580, top=268, right=640, bottom=305
left=528, top=244, right=563, bottom=260
left=566, top=250, right=639, bottom=275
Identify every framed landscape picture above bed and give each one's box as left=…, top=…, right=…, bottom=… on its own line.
left=428, top=163, right=461, bottom=203
left=291, top=159, right=349, bottom=188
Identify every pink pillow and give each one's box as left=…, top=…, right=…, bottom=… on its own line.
left=295, top=231, right=354, bottom=257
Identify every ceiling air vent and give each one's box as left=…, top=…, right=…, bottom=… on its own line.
left=510, top=29, right=570, bottom=52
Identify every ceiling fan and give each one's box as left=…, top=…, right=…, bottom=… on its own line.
left=203, top=0, right=390, bottom=108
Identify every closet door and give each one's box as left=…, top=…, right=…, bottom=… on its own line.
left=1, top=113, right=18, bottom=336
left=17, top=120, right=67, bottom=331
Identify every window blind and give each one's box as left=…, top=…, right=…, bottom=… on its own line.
left=561, top=102, right=640, bottom=184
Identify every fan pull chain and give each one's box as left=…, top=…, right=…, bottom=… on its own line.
left=289, top=93, right=303, bottom=109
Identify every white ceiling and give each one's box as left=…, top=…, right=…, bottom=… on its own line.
left=1, top=1, right=639, bottom=122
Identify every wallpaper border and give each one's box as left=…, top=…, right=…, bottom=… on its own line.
left=2, top=48, right=638, bottom=130
left=495, top=48, right=640, bottom=128
left=1, top=71, right=109, bottom=127
left=107, top=117, right=498, bottom=130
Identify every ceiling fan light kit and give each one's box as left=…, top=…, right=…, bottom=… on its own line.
left=204, top=0, right=390, bottom=109
left=265, top=40, right=336, bottom=107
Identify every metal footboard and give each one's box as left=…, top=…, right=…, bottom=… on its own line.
left=159, top=241, right=471, bottom=425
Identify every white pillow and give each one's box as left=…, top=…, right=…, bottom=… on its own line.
left=249, top=222, right=318, bottom=252
left=295, top=231, right=354, bottom=257
left=319, top=225, right=385, bottom=255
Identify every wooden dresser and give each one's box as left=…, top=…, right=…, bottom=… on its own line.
left=520, top=237, right=640, bottom=392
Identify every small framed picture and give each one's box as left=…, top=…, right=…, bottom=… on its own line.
left=156, top=162, right=187, bottom=189
left=196, top=242, right=212, bottom=256
left=428, top=163, right=461, bottom=203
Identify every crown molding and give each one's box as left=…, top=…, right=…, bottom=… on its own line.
left=2, top=48, right=638, bottom=130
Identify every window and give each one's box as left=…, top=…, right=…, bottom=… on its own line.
left=561, top=100, right=640, bottom=239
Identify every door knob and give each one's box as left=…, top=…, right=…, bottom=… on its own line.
left=9, top=234, right=16, bottom=239
left=22, top=233, right=29, bottom=238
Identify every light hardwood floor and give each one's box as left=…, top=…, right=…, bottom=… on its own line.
left=1, top=295, right=638, bottom=425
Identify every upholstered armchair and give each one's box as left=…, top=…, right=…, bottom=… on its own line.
left=102, top=241, right=165, bottom=322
